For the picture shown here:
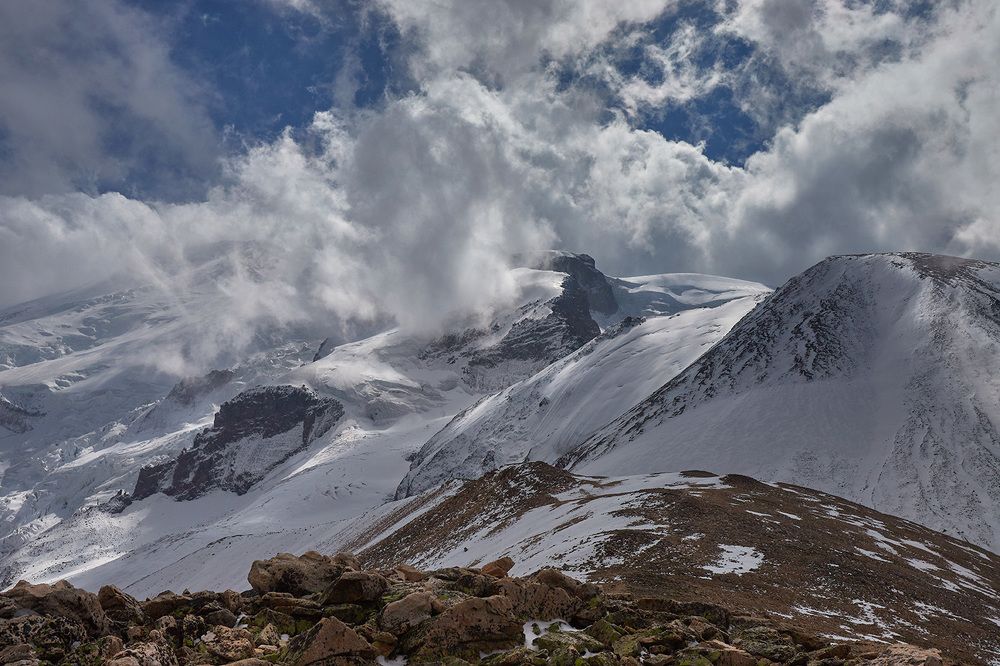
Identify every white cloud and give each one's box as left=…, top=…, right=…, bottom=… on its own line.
left=0, top=0, right=219, bottom=198
left=2, top=0, right=999, bottom=372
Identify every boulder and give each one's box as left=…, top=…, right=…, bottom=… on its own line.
left=409, top=594, right=522, bottom=660
left=248, top=551, right=359, bottom=596
left=393, top=564, right=428, bottom=582
left=319, top=572, right=388, bottom=605
left=201, top=625, right=256, bottom=662
left=203, top=607, right=238, bottom=627
left=99, top=585, right=145, bottom=625
left=379, top=591, right=443, bottom=635
left=531, top=568, right=599, bottom=601
left=2, top=580, right=109, bottom=637
left=480, top=556, right=515, bottom=578
left=286, top=616, right=376, bottom=666
left=493, top=576, right=582, bottom=620
left=256, top=623, right=282, bottom=646
left=141, top=592, right=191, bottom=621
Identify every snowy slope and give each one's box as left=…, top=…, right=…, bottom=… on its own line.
left=0, top=255, right=621, bottom=591
left=397, top=277, right=769, bottom=497
left=352, top=462, right=1000, bottom=665
left=563, top=253, right=1000, bottom=551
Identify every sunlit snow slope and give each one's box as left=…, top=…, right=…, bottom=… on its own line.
left=397, top=275, right=769, bottom=497
left=565, top=253, right=1000, bottom=551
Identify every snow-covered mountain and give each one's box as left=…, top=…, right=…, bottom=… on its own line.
left=563, top=253, right=1000, bottom=551
left=396, top=274, right=769, bottom=497
left=2, top=249, right=766, bottom=593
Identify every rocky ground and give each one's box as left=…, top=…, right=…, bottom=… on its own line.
left=0, top=551, right=958, bottom=665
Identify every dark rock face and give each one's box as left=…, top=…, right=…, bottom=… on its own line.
left=0, top=393, right=43, bottom=434
left=133, top=386, right=343, bottom=501
left=467, top=277, right=601, bottom=370
left=539, top=251, right=619, bottom=315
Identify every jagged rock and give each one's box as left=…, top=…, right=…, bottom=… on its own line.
left=540, top=251, right=618, bottom=315
left=319, top=572, right=388, bottom=605
left=378, top=591, right=443, bottom=635
left=99, top=585, right=145, bottom=625
left=533, top=568, right=599, bottom=600
left=286, top=617, right=375, bottom=666
left=248, top=551, right=359, bottom=596
left=256, top=592, right=323, bottom=620
left=439, top=570, right=496, bottom=597
left=533, top=629, right=604, bottom=654
left=409, top=594, right=522, bottom=660
left=480, top=556, right=515, bottom=578
left=141, top=592, right=191, bottom=621
left=2, top=580, right=109, bottom=637
left=134, top=386, right=344, bottom=501
left=0, top=557, right=973, bottom=665
left=0, top=615, right=89, bottom=662
left=637, top=597, right=730, bottom=628
left=204, top=607, right=238, bottom=627
left=181, top=614, right=205, bottom=644
left=493, top=575, right=582, bottom=621
left=256, top=623, right=282, bottom=647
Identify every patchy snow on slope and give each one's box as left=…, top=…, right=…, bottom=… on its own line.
left=702, top=545, right=764, bottom=575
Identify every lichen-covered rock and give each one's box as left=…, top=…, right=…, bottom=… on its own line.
left=378, top=591, right=442, bottom=635
left=285, top=617, right=375, bottom=666
left=319, top=572, right=388, bottom=605
left=108, top=638, right=178, bottom=666
left=201, top=625, right=256, bottom=663
left=2, top=580, right=109, bottom=637
left=493, top=576, right=582, bottom=621
left=248, top=551, right=359, bottom=596
left=408, top=594, right=522, bottom=660
left=0, top=556, right=968, bottom=666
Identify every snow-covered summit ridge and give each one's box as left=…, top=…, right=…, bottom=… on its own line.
left=563, top=252, right=1000, bottom=551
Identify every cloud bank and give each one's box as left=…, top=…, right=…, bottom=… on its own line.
left=1, top=0, right=998, bottom=371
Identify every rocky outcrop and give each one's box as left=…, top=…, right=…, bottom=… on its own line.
left=539, top=251, right=618, bottom=315
left=2, top=579, right=109, bottom=637
left=133, top=385, right=343, bottom=501
left=248, top=551, right=360, bottom=597
left=0, top=556, right=964, bottom=665
left=0, top=392, right=43, bottom=434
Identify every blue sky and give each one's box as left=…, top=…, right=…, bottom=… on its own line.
left=107, top=0, right=832, bottom=195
